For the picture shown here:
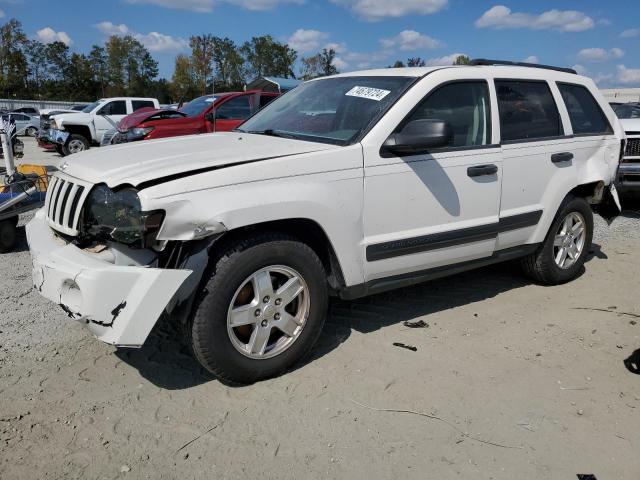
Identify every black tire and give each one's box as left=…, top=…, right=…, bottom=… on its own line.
left=63, top=134, right=90, bottom=156
left=0, top=219, right=17, bottom=253
left=25, top=127, right=37, bottom=137
left=189, top=233, right=328, bottom=384
left=55, top=144, right=64, bottom=156
left=521, top=195, right=593, bottom=285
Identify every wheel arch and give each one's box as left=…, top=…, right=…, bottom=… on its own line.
left=212, top=218, right=348, bottom=294
left=63, top=124, right=92, bottom=143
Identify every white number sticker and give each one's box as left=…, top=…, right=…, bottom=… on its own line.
left=345, top=86, right=391, bottom=101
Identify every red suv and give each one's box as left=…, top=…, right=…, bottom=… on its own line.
left=113, top=90, right=279, bottom=143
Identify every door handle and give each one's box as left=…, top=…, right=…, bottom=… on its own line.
left=467, top=164, right=498, bottom=177
left=551, top=152, right=574, bottom=163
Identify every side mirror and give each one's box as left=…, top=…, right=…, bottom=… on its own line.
left=205, top=111, right=215, bottom=122
left=382, top=119, right=452, bottom=155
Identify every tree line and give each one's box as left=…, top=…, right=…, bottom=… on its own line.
left=0, top=18, right=338, bottom=103
left=0, top=17, right=471, bottom=104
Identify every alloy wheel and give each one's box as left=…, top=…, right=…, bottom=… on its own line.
left=553, top=211, right=586, bottom=269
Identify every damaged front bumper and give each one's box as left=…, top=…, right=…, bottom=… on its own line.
left=26, top=209, right=191, bottom=347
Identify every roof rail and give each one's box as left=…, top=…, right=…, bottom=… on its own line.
left=469, top=58, right=577, bottom=75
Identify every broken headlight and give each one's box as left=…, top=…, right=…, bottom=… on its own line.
left=82, top=185, right=164, bottom=247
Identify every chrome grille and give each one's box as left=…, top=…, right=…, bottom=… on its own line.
left=44, top=173, right=92, bottom=236
left=625, top=138, right=640, bottom=157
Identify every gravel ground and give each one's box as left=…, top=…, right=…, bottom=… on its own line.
left=1, top=138, right=640, bottom=479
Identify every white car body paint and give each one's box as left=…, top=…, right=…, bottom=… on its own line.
left=28, top=65, right=623, bottom=347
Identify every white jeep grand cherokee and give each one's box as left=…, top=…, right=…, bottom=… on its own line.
left=28, top=60, right=623, bottom=384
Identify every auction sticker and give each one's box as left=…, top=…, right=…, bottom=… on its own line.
left=345, top=86, right=391, bottom=101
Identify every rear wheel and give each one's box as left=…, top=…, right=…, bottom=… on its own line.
left=189, top=233, right=328, bottom=384
left=522, top=195, right=593, bottom=285
left=25, top=126, right=37, bottom=137
left=63, top=134, right=90, bottom=156
left=0, top=219, right=17, bottom=253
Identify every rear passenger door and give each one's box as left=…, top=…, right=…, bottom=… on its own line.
left=495, top=79, right=576, bottom=250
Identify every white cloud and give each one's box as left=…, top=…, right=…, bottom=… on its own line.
left=36, top=27, right=72, bottom=46
left=621, top=28, right=640, bottom=38
left=332, top=0, right=447, bottom=22
left=380, top=30, right=441, bottom=51
left=572, top=64, right=587, bottom=75
left=95, top=21, right=130, bottom=35
left=226, top=0, right=303, bottom=10
left=425, top=52, right=467, bottom=66
left=324, top=42, right=347, bottom=54
left=0, top=9, right=5, bottom=18
left=475, top=5, right=594, bottom=32
left=577, top=47, right=624, bottom=62
left=126, top=0, right=302, bottom=11
left=592, top=72, right=614, bottom=85
left=94, top=22, right=187, bottom=53
left=617, top=65, right=640, bottom=85
left=332, top=56, right=349, bottom=70
left=523, top=55, right=539, bottom=64
left=287, top=29, right=329, bottom=53
left=126, top=0, right=215, bottom=11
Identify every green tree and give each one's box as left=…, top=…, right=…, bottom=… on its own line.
left=66, top=53, right=98, bottom=101
left=453, top=55, right=470, bottom=65
left=300, top=48, right=338, bottom=80
left=25, top=39, right=47, bottom=97
left=89, top=45, right=108, bottom=97
left=212, top=36, right=245, bottom=91
left=407, top=57, right=426, bottom=67
left=0, top=19, right=28, bottom=97
left=241, top=35, right=297, bottom=80
left=104, top=35, right=158, bottom=96
left=189, top=34, right=215, bottom=95
left=390, top=60, right=405, bottom=68
left=170, top=54, right=197, bottom=101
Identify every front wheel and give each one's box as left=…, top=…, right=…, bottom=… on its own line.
left=63, top=134, right=90, bottom=156
left=522, top=195, right=593, bottom=285
left=25, top=126, right=37, bottom=137
left=189, top=233, right=328, bottom=384
left=0, top=218, right=17, bottom=253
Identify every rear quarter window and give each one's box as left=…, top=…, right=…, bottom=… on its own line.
left=132, top=100, right=156, bottom=112
left=495, top=80, right=563, bottom=142
left=557, top=83, right=612, bottom=135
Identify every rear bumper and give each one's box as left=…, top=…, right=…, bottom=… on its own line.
left=26, top=209, right=191, bottom=346
left=617, top=162, right=640, bottom=193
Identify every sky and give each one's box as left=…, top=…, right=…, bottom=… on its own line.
left=2, top=0, right=640, bottom=87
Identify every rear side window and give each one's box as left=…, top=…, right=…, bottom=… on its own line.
left=260, top=94, right=277, bottom=108
left=132, top=100, right=155, bottom=112
left=557, top=83, right=612, bottom=135
left=215, top=96, right=251, bottom=120
left=400, top=81, right=491, bottom=148
left=496, top=80, right=562, bottom=142
left=98, top=101, right=127, bottom=116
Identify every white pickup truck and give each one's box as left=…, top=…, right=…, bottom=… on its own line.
left=48, top=97, right=159, bottom=156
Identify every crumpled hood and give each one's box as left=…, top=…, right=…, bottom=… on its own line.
left=620, top=118, right=640, bottom=133
left=59, top=132, right=338, bottom=188
left=118, top=108, right=180, bottom=131
left=54, top=112, right=92, bottom=126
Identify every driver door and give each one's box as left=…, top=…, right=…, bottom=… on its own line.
left=210, top=95, right=252, bottom=132
left=362, top=80, right=503, bottom=281
left=94, top=100, right=128, bottom=142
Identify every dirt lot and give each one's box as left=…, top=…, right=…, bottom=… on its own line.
left=1, top=138, right=640, bottom=479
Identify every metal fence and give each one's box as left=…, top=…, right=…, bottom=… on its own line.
left=0, top=98, right=89, bottom=112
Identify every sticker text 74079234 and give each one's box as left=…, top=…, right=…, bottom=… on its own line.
left=345, top=86, right=391, bottom=101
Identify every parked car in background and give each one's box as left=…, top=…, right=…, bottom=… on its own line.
left=48, top=97, right=160, bottom=155
left=28, top=61, right=622, bottom=383
left=6, top=113, right=39, bottom=136
left=612, top=102, right=640, bottom=196
left=12, top=106, right=39, bottom=115
left=109, top=91, right=278, bottom=144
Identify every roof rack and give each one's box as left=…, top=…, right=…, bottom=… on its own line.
left=469, top=59, right=577, bottom=75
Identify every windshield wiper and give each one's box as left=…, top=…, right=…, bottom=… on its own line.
left=238, top=129, right=294, bottom=139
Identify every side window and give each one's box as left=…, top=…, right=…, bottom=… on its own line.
left=260, top=94, right=276, bottom=109
left=98, top=101, right=127, bottom=116
left=400, top=81, right=491, bottom=148
left=557, top=83, right=612, bottom=135
left=495, top=80, right=562, bottom=142
left=215, top=96, right=251, bottom=120
left=132, top=100, right=155, bottom=112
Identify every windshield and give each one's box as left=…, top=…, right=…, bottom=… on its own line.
left=82, top=101, right=102, bottom=113
left=612, top=103, right=640, bottom=119
left=237, top=76, right=415, bottom=145
left=179, top=95, right=218, bottom=117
